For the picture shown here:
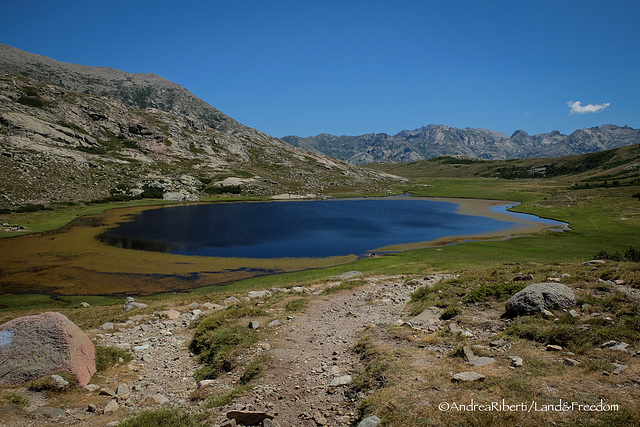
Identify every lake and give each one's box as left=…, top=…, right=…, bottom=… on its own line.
left=98, top=197, right=563, bottom=258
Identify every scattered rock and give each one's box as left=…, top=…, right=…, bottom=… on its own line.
left=510, top=356, right=523, bottom=367
left=247, top=290, right=270, bottom=298
left=87, top=403, right=97, bottom=413
left=248, top=321, right=260, bottom=330
left=612, top=363, right=628, bottom=374
left=583, top=260, right=606, bottom=266
left=505, top=283, right=576, bottom=316
left=546, top=344, right=563, bottom=352
left=123, top=297, right=147, bottom=311
left=268, top=320, right=281, bottom=328
left=160, top=309, right=181, bottom=320
left=569, top=309, right=580, bottom=318
left=150, top=393, right=170, bottom=405
left=226, top=410, right=275, bottom=426
left=408, top=306, right=441, bottom=328
left=50, top=374, right=70, bottom=389
left=452, top=371, right=485, bottom=382
left=99, top=387, right=116, bottom=397
left=472, top=356, right=496, bottom=367
left=117, top=383, right=130, bottom=400
left=610, top=342, right=629, bottom=352
left=329, top=375, right=353, bottom=386
left=224, top=296, right=241, bottom=306
left=357, top=415, right=382, bottom=427
left=100, top=322, right=115, bottom=330
left=0, top=312, right=96, bottom=386
left=564, top=358, right=580, bottom=366
left=79, top=302, right=91, bottom=307
left=103, top=399, right=119, bottom=414
left=84, top=384, right=100, bottom=392
left=329, top=271, right=364, bottom=280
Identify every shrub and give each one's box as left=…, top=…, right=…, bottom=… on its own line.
left=28, top=371, right=77, bottom=392
left=120, top=407, right=200, bottom=427
left=95, top=344, right=134, bottom=371
left=204, top=185, right=242, bottom=195
left=284, top=298, right=307, bottom=312
left=465, top=282, right=525, bottom=303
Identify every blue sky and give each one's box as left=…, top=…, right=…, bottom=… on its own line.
left=2, top=0, right=639, bottom=137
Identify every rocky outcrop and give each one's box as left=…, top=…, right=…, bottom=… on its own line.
left=505, top=283, right=577, bottom=316
left=0, top=312, right=96, bottom=386
left=283, top=124, right=640, bottom=164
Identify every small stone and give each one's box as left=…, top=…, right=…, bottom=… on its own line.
left=50, top=374, right=69, bottom=389
left=612, top=363, right=628, bottom=374
left=546, top=344, right=563, bottom=352
left=128, top=315, right=144, bottom=322
left=226, top=410, right=274, bottom=426
left=192, top=309, right=203, bottom=317
left=84, top=384, right=100, bottom=392
left=268, top=320, right=280, bottom=328
left=80, top=302, right=91, bottom=307
left=188, top=302, right=200, bottom=309
left=199, top=379, right=216, bottom=388
left=330, top=375, right=353, bottom=386
left=220, top=419, right=237, bottom=427
left=569, top=309, right=580, bottom=318
left=510, top=356, right=523, bottom=367
left=224, top=297, right=241, bottom=306
left=87, top=403, right=97, bottom=413
left=99, top=387, right=116, bottom=397
left=133, top=344, right=150, bottom=352
left=452, top=371, right=485, bottom=382
left=104, top=399, right=119, bottom=414
left=142, top=353, right=153, bottom=363
left=610, top=342, right=629, bottom=351
left=541, top=309, right=553, bottom=319
left=161, top=310, right=181, bottom=320
left=357, top=415, right=382, bottom=427
left=101, top=322, right=115, bottom=330
left=117, top=383, right=130, bottom=399
left=601, top=340, right=619, bottom=348
left=151, top=393, right=170, bottom=405
left=472, top=357, right=495, bottom=367
left=564, top=358, right=580, bottom=366
left=248, top=321, right=259, bottom=330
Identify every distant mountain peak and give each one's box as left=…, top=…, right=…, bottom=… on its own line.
left=282, top=124, right=640, bottom=165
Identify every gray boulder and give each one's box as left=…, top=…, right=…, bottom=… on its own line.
left=505, top=283, right=576, bottom=316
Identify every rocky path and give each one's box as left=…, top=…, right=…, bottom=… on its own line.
left=7, top=274, right=425, bottom=426
left=208, top=275, right=421, bottom=426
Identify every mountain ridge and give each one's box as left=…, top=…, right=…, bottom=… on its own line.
left=0, top=44, right=397, bottom=210
left=282, top=123, right=640, bottom=165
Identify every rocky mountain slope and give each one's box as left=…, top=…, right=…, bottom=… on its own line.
left=0, top=44, right=398, bottom=209
left=282, top=124, right=640, bottom=164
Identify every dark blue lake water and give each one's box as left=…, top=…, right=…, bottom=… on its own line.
left=99, top=198, right=549, bottom=258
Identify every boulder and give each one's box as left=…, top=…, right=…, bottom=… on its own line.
left=357, top=415, right=382, bottom=427
left=0, top=312, right=96, bottom=386
left=505, top=283, right=576, bottom=316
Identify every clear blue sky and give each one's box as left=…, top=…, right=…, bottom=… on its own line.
left=2, top=0, right=639, bottom=137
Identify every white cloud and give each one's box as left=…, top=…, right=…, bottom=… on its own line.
left=567, top=101, right=610, bottom=114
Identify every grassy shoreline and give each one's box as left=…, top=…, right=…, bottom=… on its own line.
left=1, top=177, right=638, bottom=312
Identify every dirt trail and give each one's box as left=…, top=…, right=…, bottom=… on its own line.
left=209, top=275, right=419, bottom=426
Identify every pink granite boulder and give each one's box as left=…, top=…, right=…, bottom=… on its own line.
left=0, top=312, right=96, bottom=386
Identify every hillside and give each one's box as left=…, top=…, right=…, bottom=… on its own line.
left=368, top=142, right=640, bottom=188
left=282, top=124, right=640, bottom=165
left=0, top=44, right=398, bottom=210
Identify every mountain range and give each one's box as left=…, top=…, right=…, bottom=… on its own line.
left=0, top=44, right=397, bottom=210
left=282, top=124, right=640, bottom=165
